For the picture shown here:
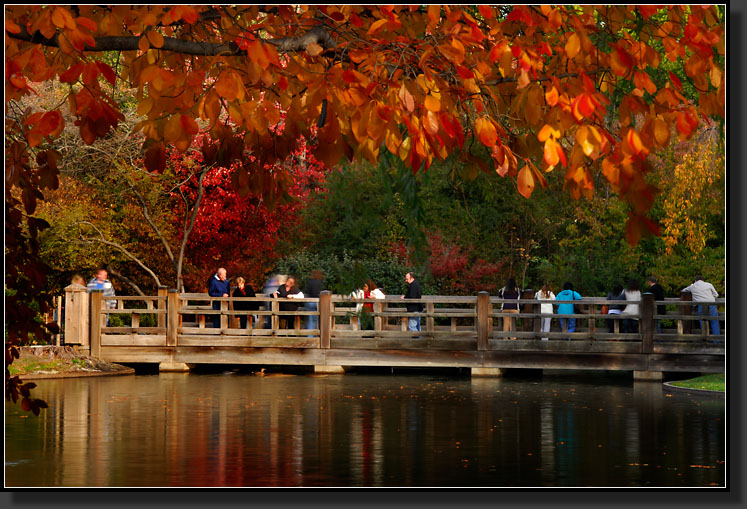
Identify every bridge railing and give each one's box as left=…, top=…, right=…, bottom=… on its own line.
left=77, top=289, right=723, bottom=355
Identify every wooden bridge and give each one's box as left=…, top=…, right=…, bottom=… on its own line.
left=62, top=286, right=725, bottom=379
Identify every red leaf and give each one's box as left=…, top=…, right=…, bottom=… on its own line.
left=59, top=63, right=85, bottom=83
left=144, top=142, right=167, bottom=173
left=95, top=61, right=116, bottom=85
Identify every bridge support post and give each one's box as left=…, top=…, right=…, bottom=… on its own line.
left=471, top=367, right=505, bottom=377
left=159, top=362, right=193, bottom=372
left=314, top=365, right=345, bottom=374
left=633, top=370, right=663, bottom=381
left=167, top=290, right=179, bottom=347
left=64, top=282, right=89, bottom=347
left=640, top=293, right=655, bottom=353
left=319, top=291, right=331, bottom=348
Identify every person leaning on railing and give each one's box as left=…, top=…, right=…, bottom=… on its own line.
left=681, top=275, right=721, bottom=336
left=621, top=279, right=641, bottom=334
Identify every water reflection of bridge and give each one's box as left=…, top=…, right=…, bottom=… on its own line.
left=64, top=287, right=725, bottom=379
left=9, top=375, right=725, bottom=487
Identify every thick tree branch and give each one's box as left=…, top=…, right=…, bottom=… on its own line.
left=175, top=164, right=211, bottom=293
left=76, top=221, right=162, bottom=288
left=107, top=269, right=146, bottom=296
left=7, top=23, right=336, bottom=56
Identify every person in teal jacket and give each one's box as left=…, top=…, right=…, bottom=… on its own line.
left=555, top=282, right=582, bottom=334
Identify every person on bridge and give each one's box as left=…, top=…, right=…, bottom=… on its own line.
left=646, top=276, right=666, bottom=334
left=534, top=283, right=555, bottom=341
left=605, top=284, right=625, bottom=334
left=555, top=282, right=582, bottom=335
left=208, top=268, right=231, bottom=328
left=87, top=267, right=116, bottom=326
left=232, top=276, right=258, bottom=329
left=682, top=275, right=720, bottom=336
left=621, top=279, right=641, bottom=334
left=304, top=270, right=324, bottom=330
left=274, top=276, right=302, bottom=329
left=499, top=277, right=520, bottom=340
left=401, top=272, right=423, bottom=333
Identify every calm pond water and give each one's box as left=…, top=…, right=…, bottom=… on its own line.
left=5, top=369, right=725, bottom=487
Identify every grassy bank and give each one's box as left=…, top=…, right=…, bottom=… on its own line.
left=669, top=373, right=725, bottom=392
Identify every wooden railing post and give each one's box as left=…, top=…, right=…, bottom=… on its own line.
left=521, top=289, right=534, bottom=333
left=157, top=286, right=167, bottom=329
left=680, top=291, right=692, bottom=335
left=272, top=299, right=279, bottom=331
left=640, top=293, right=655, bottom=353
left=320, top=291, right=331, bottom=348
left=220, top=299, right=228, bottom=330
left=477, top=291, right=489, bottom=351
left=374, top=301, right=383, bottom=332
left=90, top=290, right=103, bottom=358
left=426, top=302, right=434, bottom=334
left=64, top=283, right=89, bottom=347
left=167, top=290, right=179, bottom=347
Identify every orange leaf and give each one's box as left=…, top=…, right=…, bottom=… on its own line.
left=398, top=84, right=414, bottom=113
left=367, top=19, right=388, bottom=36
left=306, top=43, right=323, bottom=57
left=424, top=94, right=441, bottom=112
left=165, top=115, right=184, bottom=143
left=517, top=165, right=535, bottom=198
left=654, top=117, right=670, bottom=146
left=5, top=19, right=22, bottom=33
left=146, top=30, right=164, bottom=49
left=517, top=69, right=530, bottom=89
left=543, top=139, right=560, bottom=167
left=96, top=61, right=116, bottom=85
left=626, top=128, right=649, bottom=157
left=138, top=35, right=150, bottom=52
left=565, top=33, right=581, bottom=59
left=545, top=86, right=559, bottom=107
left=215, top=72, right=239, bottom=101
left=478, top=5, right=494, bottom=20
left=424, top=110, right=439, bottom=136
left=475, top=117, right=497, bottom=148
left=180, top=114, right=199, bottom=135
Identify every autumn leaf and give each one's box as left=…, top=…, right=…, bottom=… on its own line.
left=565, top=33, right=581, bottom=59
left=517, top=165, right=535, bottom=198
left=475, top=117, right=498, bottom=148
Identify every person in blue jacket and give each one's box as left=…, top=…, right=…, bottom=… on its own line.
left=555, top=282, right=582, bottom=335
left=208, top=267, right=231, bottom=328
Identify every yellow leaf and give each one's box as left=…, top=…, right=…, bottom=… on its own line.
left=368, top=19, right=388, bottom=36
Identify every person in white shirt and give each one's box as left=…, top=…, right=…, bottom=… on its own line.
left=534, top=283, right=555, bottom=341
left=682, top=276, right=720, bottom=336
left=621, top=279, right=641, bottom=333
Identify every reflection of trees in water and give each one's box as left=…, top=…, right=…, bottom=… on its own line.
left=4, top=374, right=724, bottom=487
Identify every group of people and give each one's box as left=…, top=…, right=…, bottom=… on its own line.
left=499, top=275, right=721, bottom=339
left=206, top=268, right=426, bottom=332
left=79, top=266, right=721, bottom=337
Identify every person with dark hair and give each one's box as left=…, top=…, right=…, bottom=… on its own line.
left=621, top=279, right=641, bottom=333
left=682, top=275, right=720, bottom=336
left=208, top=267, right=231, bottom=328
left=555, top=282, right=582, bottom=335
left=304, top=270, right=324, bottom=330
left=400, top=272, right=423, bottom=333
left=606, top=284, right=625, bottom=334
left=499, top=277, right=520, bottom=340
left=273, top=276, right=302, bottom=329
left=534, top=283, right=555, bottom=341
left=232, top=276, right=257, bottom=329
left=646, top=276, right=666, bottom=334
